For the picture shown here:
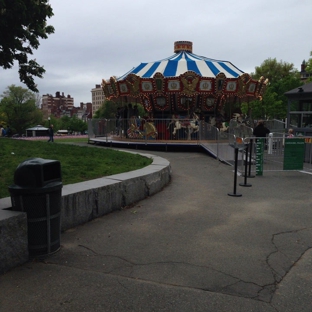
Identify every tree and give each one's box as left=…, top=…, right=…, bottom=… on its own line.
left=305, top=51, right=312, bottom=82
left=251, top=58, right=298, bottom=84
left=0, top=85, right=43, bottom=134
left=55, top=115, right=87, bottom=134
left=247, top=58, right=303, bottom=120
left=94, top=100, right=146, bottom=119
left=0, top=1, right=54, bottom=92
left=68, top=115, right=87, bottom=133
left=94, top=100, right=117, bottom=119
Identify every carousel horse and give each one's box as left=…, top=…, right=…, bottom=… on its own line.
left=208, top=115, right=228, bottom=133
left=144, top=121, right=158, bottom=139
left=127, top=123, right=144, bottom=139
left=127, top=120, right=158, bottom=139
left=168, top=113, right=199, bottom=136
left=231, top=113, right=252, bottom=127
left=220, top=122, right=229, bottom=132
left=189, top=112, right=200, bottom=133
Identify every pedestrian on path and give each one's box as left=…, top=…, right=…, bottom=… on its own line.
left=47, top=124, right=54, bottom=142
left=253, top=120, right=270, bottom=138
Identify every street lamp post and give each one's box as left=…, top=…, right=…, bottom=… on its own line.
left=48, top=117, right=51, bottom=127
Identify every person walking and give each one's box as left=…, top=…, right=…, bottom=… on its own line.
left=253, top=120, right=270, bottom=138
left=47, top=124, right=54, bottom=142
left=253, top=120, right=270, bottom=152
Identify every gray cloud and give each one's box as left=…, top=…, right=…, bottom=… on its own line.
left=1, top=0, right=311, bottom=104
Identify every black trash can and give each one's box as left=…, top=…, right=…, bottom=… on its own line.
left=9, top=158, right=62, bottom=258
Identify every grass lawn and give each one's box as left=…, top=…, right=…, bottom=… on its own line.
left=0, top=138, right=153, bottom=199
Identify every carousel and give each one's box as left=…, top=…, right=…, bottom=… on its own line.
left=100, top=41, right=268, bottom=142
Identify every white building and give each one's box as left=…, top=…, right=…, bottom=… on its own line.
left=91, top=84, right=105, bottom=115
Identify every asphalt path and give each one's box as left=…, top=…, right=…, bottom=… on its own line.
left=1, top=147, right=312, bottom=311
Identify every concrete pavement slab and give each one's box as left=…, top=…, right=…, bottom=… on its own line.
left=1, top=148, right=312, bottom=311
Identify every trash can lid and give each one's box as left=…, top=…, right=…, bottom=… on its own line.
left=14, top=157, right=62, bottom=187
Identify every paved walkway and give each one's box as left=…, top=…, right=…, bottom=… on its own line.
left=1, top=147, right=312, bottom=311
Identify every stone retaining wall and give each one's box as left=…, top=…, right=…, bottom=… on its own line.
left=0, top=152, right=171, bottom=274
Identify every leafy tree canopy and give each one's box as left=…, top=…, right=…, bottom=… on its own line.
left=245, top=58, right=303, bottom=120
left=0, top=0, right=54, bottom=92
left=42, top=115, right=88, bottom=133
left=0, top=84, right=42, bottom=134
left=94, top=100, right=117, bottom=119
left=94, top=100, right=146, bottom=119
left=251, top=58, right=299, bottom=84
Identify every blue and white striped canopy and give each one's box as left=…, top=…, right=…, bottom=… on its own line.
left=117, top=51, right=244, bottom=81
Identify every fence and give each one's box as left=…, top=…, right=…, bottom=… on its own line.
left=87, top=118, right=312, bottom=172
left=88, top=118, right=221, bottom=143
left=235, top=135, right=312, bottom=174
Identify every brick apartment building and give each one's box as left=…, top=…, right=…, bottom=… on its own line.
left=41, top=91, right=92, bottom=121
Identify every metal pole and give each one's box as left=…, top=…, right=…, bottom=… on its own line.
left=239, top=144, right=252, bottom=187
left=228, top=147, right=242, bottom=197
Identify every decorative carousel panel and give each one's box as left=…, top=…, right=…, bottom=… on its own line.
left=169, top=94, right=177, bottom=112
left=199, top=79, right=214, bottom=93
left=246, top=80, right=258, bottom=96
left=153, top=95, right=170, bottom=111
left=178, top=95, right=195, bottom=111
left=240, top=73, right=251, bottom=85
left=167, top=79, right=181, bottom=92
left=119, top=82, right=129, bottom=94
left=141, top=96, right=154, bottom=112
left=215, top=73, right=226, bottom=95
left=202, top=95, right=216, bottom=112
left=125, top=74, right=141, bottom=96
left=110, top=77, right=119, bottom=96
left=153, top=73, right=165, bottom=93
left=180, top=71, right=200, bottom=96
left=102, top=83, right=115, bottom=98
left=256, top=77, right=268, bottom=97
left=224, top=79, right=238, bottom=94
left=140, top=80, right=154, bottom=93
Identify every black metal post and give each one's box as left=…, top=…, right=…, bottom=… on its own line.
left=228, top=147, right=242, bottom=197
left=239, top=144, right=252, bottom=187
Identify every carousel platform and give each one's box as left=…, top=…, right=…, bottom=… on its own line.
left=88, top=136, right=236, bottom=165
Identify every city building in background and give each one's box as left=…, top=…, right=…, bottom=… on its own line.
left=91, top=84, right=105, bottom=115
left=41, top=91, right=92, bottom=120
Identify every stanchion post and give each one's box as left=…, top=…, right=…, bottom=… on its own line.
left=239, top=143, right=252, bottom=187
left=228, top=147, right=242, bottom=197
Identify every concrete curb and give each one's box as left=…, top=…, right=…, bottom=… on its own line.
left=0, top=151, right=171, bottom=274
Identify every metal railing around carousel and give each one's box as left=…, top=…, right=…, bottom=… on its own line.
left=88, top=117, right=221, bottom=142
left=87, top=118, right=257, bottom=161
left=232, top=134, right=312, bottom=175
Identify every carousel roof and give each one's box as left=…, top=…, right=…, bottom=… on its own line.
left=102, top=41, right=268, bottom=106
left=117, top=50, right=245, bottom=81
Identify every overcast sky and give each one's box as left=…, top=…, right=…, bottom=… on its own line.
left=1, top=0, right=312, bottom=105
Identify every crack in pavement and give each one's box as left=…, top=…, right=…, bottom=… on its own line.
left=262, top=227, right=312, bottom=303
left=48, top=245, right=268, bottom=303
left=46, top=227, right=312, bottom=308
